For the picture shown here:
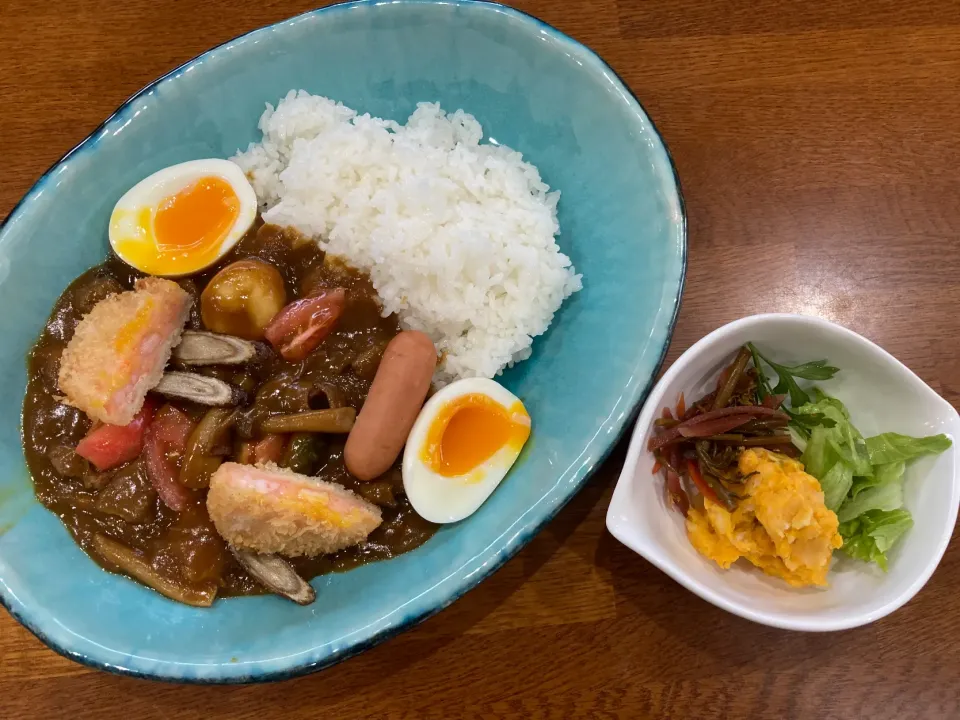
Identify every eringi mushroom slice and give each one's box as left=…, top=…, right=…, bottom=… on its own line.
left=155, top=371, right=249, bottom=406
left=230, top=548, right=316, bottom=605
left=172, top=330, right=268, bottom=366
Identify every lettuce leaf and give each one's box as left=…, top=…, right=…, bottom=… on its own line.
left=820, top=461, right=854, bottom=511
left=795, top=397, right=872, bottom=476
left=836, top=481, right=904, bottom=523
left=865, top=433, right=952, bottom=465
left=801, top=426, right=831, bottom=479
left=839, top=509, right=914, bottom=571
left=849, top=461, right=904, bottom=499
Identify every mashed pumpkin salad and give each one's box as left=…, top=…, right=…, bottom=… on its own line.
left=648, top=344, right=951, bottom=587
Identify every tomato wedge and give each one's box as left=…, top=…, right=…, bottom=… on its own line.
left=143, top=404, right=197, bottom=511
left=264, top=289, right=347, bottom=361
left=76, top=399, right=157, bottom=471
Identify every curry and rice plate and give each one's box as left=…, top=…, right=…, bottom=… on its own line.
left=21, top=95, right=579, bottom=606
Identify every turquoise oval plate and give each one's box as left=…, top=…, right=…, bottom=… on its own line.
left=0, top=0, right=685, bottom=682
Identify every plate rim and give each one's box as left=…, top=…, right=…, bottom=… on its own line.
left=0, top=0, right=687, bottom=683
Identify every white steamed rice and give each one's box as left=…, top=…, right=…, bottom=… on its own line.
left=232, top=91, right=581, bottom=384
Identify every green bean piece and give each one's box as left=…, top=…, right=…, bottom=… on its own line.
left=260, top=408, right=356, bottom=434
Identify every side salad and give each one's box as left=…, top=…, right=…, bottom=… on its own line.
left=649, top=343, right=952, bottom=584
left=758, top=343, right=954, bottom=570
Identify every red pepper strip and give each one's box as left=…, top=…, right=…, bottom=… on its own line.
left=652, top=457, right=663, bottom=475
left=677, top=414, right=755, bottom=438
left=676, top=392, right=686, bottom=418
left=687, top=459, right=737, bottom=511
left=762, top=393, right=787, bottom=409
left=686, top=459, right=719, bottom=505
left=661, top=406, right=674, bottom=420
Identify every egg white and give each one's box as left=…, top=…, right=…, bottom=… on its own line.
left=109, top=158, right=257, bottom=276
left=403, top=378, right=529, bottom=524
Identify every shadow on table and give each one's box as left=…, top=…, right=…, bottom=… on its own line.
left=593, top=516, right=883, bottom=675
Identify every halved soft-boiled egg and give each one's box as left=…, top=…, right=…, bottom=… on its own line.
left=403, top=378, right=531, bottom=523
left=109, top=159, right=257, bottom=276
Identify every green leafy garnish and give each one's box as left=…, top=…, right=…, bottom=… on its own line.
left=747, top=343, right=840, bottom=407
left=864, top=433, right=953, bottom=465
left=748, top=344, right=838, bottom=432
left=839, top=509, right=914, bottom=571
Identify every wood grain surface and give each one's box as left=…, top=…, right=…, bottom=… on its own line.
left=2, top=1, right=959, bottom=718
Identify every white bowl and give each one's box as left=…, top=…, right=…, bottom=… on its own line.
left=606, top=313, right=960, bottom=631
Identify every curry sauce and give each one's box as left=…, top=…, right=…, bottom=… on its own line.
left=22, top=222, right=437, bottom=599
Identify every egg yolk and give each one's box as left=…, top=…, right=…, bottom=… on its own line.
left=422, top=393, right=531, bottom=478
left=118, top=176, right=240, bottom=275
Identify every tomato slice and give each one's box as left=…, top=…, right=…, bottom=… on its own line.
left=151, top=404, right=194, bottom=451
left=143, top=404, right=198, bottom=512
left=264, top=289, right=346, bottom=361
left=75, top=398, right=157, bottom=471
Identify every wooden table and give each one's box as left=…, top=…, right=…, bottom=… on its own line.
left=3, top=1, right=959, bottom=717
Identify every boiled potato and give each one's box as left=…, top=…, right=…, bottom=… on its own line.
left=200, top=259, right=286, bottom=340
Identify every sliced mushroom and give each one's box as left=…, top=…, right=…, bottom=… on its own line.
left=94, top=534, right=216, bottom=607
left=154, top=372, right=249, bottom=406
left=231, top=548, right=316, bottom=605
left=172, top=331, right=268, bottom=366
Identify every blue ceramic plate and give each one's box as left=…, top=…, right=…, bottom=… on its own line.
left=0, top=0, right=684, bottom=682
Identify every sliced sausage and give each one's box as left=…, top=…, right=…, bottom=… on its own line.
left=345, top=331, right=436, bottom=480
